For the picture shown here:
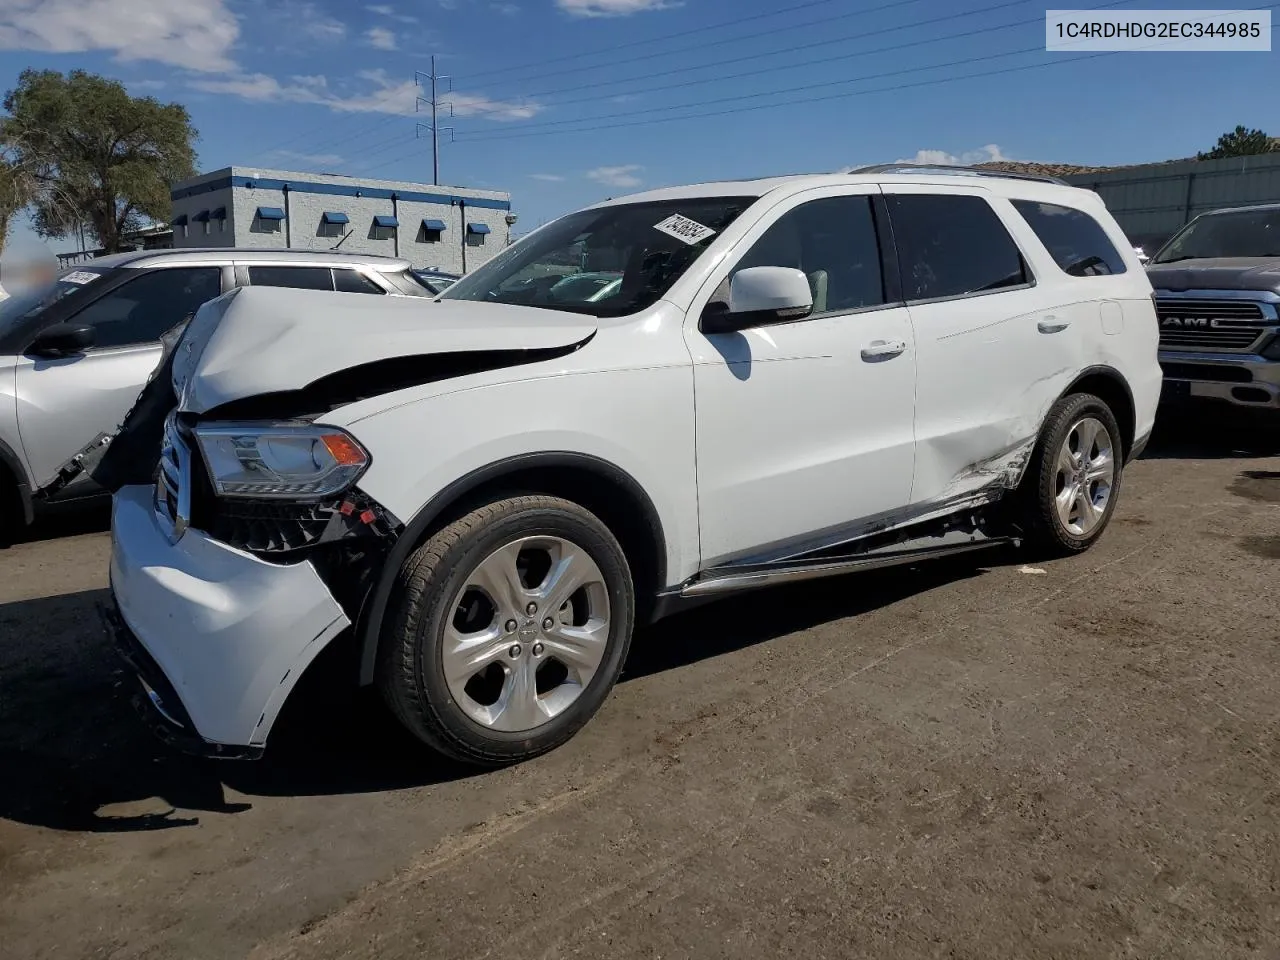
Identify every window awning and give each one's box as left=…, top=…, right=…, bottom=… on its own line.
left=373, top=214, right=399, bottom=228
left=257, top=206, right=286, bottom=221
left=322, top=211, right=349, bottom=225
left=211, top=207, right=227, bottom=219
left=422, top=218, right=448, bottom=232
left=192, top=210, right=211, bottom=223
left=171, top=214, right=189, bottom=226
left=467, top=222, right=491, bottom=235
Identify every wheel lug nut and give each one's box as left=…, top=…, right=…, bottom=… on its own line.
left=542, top=617, right=554, bottom=630
left=509, top=644, right=522, bottom=659
left=505, top=620, right=518, bottom=633
left=526, top=602, right=538, bottom=615
left=532, top=643, right=544, bottom=657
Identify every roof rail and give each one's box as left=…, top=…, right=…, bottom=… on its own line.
left=846, top=163, right=1070, bottom=186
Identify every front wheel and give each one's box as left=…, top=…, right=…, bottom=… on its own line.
left=378, top=495, right=635, bottom=767
left=1020, top=393, right=1125, bottom=556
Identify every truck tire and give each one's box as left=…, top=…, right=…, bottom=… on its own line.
left=1020, top=392, right=1125, bottom=556
left=378, top=495, right=635, bottom=767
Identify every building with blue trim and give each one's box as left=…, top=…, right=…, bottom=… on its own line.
left=168, top=166, right=515, bottom=274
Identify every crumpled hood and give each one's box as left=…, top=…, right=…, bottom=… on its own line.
left=174, top=286, right=597, bottom=414
left=1146, top=257, right=1280, bottom=294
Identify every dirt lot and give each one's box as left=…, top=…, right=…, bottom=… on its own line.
left=1, top=413, right=1277, bottom=960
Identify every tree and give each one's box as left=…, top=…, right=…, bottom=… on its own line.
left=1198, top=125, right=1275, bottom=160
left=0, top=69, right=197, bottom=253
left=0, top=155, right=35, bottom=256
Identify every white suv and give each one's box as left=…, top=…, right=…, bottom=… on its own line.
left=104, top=166, right=1161, bottom=766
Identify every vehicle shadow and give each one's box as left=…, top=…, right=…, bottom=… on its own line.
left=1, top=500, right=111, bottom=548
left=1143, top=403, right=1280, bottom=460
left=0, top=554, right=996, bottom=834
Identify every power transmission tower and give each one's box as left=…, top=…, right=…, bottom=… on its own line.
left=415, top=57, right=454, bottom=185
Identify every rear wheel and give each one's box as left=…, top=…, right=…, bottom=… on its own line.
left=1020, top=393, right=1124, bottom=555
left=378, top=495, right=634, bottom=767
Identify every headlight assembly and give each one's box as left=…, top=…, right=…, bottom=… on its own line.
left=193, top=422, right=369, bottom=500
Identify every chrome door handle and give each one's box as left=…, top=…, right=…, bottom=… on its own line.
left=861, top=339, right=907, bottom=361
left=1037, top=316, right=1070, bottom=334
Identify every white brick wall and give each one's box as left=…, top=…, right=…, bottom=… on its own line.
left=170, top=167, right=513, bottom=273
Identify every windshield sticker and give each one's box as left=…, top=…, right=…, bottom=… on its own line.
left=653, top=214, right=717, bottom=246
left=60, top=271, right=101, bottom=285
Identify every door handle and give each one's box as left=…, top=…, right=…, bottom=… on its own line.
left=860, top=339, right=906, bottom=361
left=1037, top=316, right=1070, bottom=334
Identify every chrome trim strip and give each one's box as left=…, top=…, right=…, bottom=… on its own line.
left=681, top=538, right=1008, bottom=598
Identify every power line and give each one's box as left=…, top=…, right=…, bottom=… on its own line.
left=466, top=0, right=932, bottom=93
left=460, top=0, right=847, bottom=83
left=451, top=19, right=1280, bottom=146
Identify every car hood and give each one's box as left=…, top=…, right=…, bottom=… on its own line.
left=173, top=286, right=598, bottom=414
left=1146, top=257, right=1280, bottom=294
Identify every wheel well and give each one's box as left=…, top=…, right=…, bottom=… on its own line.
left=434, top=464, right=666, bottom=614
left=356, top=456, right=668, bottom=686
left=1065, top=369, right=1136, bottom=458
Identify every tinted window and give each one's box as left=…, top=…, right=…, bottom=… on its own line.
left=247, top=266, right=334, bottom=291
left=1152, top=207, right=1280, bottom=262
left=333, top=269, right=386, bottom=294
left=71, top=268, right=221, bottom=348
left=730, top=195, right=885, bottom=313
left=1013, top=200, right=1126, bottom=276
left=887, top=195, right=1028, bottom=301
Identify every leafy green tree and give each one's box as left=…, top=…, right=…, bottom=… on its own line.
left=1198, top=125, right=1275, bottom=160
left=0, top=69, right=197, bottom=252
left=0, top=155, right=35, bottom=255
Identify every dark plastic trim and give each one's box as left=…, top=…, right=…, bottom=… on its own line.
left=0, top=435, right=34, bottom=525
left=355, top=451, right=668, bottom=686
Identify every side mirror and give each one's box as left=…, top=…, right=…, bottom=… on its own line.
left=701, top=266, right=813, bottom=334
left=28, top=322, right=95, bottom=359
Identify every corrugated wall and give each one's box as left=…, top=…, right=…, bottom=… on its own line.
left=1064, top=153, right=1280, bottom=249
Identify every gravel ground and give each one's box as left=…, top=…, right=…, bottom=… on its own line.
left=0, top=411, right=1277, bottom=960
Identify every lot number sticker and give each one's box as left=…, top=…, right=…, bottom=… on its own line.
left=653, top=214, right=717, bottom=246
left=61, top=271, right=101, bottom=285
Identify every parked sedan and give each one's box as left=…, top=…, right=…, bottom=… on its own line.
left=0, top=248, right=432, bottom=538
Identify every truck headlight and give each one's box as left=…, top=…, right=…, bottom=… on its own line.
left=193, top=422, right=369, bottom=500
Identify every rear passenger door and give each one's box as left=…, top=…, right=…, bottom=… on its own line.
left=883, top=188, right=1082, bottom=511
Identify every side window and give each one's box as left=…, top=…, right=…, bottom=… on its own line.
left=725, top=195, right=885, bottom=314
left=247, top=266, right=335, bottom=291
left=333, top=269, right=386, bottom=294
left=70, top=267, right=221, bottom=348
left=1011, top=200, right=1128, bottom=277
left=886, top=194, right=1029, bottom=302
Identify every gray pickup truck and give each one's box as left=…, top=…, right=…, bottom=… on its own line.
left=1146, top=202, right=1280, bottom=411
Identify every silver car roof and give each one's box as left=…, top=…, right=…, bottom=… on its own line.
left=84, top=248, right=414, bottom=272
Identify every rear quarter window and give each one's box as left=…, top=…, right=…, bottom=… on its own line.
left=1012, top=200, right=1127, bottom=277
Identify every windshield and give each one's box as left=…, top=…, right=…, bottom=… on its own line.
left=0, top=267, right=109, bottom=336
left=442, top=196, right=756, bottom=316
left=1153, top=208, right=1280, bottom=263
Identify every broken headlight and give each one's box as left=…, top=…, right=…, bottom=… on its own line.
left=193, top=422, right=369, bottom=500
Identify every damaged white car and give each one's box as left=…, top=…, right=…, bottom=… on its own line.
left=101, top=165, right=1161, bottom=766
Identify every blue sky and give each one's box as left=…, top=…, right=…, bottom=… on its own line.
left=0, top=0, right=1276, bottom=250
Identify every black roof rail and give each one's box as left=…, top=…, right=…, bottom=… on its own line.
left=846, top=163, right=1070, bottom=186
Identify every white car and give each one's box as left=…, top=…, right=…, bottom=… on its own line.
left=105, top=165, right=1162, bottom=766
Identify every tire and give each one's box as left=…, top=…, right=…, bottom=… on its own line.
left=378, top=494, right=635, bottom=767
left=1019, top=392, right=1125, bottom=556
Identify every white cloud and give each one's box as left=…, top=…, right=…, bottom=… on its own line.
left=529, top=173, right=565, bottom=181
left=0, top=0, right=239, bottom=72
left=557, top=0, right=676, bottom=16
left=365, top=26, right=398, bottom=50
left=367, top=4, right=418, bottom=22
left=896, top=144, right=1010, bottom=166
left=586, top=164, right=643, bottom=188
left=190, top=69, right=542, bottom=121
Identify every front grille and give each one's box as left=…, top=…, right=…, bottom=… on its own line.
left=207, top=500, right=337, bottom=553
left=154, top=414, right=189, bottom=535
left=1159, top=362, right=1253, bottom=384
left=1156, top=298, right=1271, bottom=352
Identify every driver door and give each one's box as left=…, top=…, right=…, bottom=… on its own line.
left=686, top=187, right=918, bottom=567
left=15, top=266, right=224, bottom=492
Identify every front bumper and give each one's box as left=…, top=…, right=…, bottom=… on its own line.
left=1159, top=351, right=1280, bottom=410
left=108, top=484, right=351, bottom=752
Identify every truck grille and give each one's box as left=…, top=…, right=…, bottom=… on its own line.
left=1156, top=298, right=1269, bottom=352
left=154, top=414, right=191, bottom=538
